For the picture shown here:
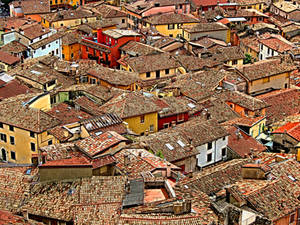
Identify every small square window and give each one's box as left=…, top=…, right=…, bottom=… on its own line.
left=289, top=213, right=295, bottom=223
left=207, top=153, right=212, bottom=162
left=163, top=123, right=169, bottom=129
left=10, top=136, right=15, bottom=145
left=30, top=131, right=35, bottom=138
left=165, top=69, right=169, bottom=75
left=146, top=72, right=151, bottom=78
left=9, top=125, right=14, bottom=131
left=31, top=143, right=36, bottom=151
left=0, top=123, right=3, bottom=128
left=48, top=140, right=53, bottom=145
left=11, top=151, right=16, bottom=160
left=140, top=115, right=145, bottom=123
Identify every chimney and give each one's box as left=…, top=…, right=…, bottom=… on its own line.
left=22, top=209, right=29, bottom=221
left=166, top=162, right=171, bottom=178
left=124, top=154, right=129, bottom=166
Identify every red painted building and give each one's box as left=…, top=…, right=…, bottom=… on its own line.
left=152, top=97, right=190, bottom=130
left=81, top=29, right=141, bottom=68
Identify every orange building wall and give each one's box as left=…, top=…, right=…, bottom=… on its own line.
left=25, top=14, right=43, bottom=22
left=62, top=43, right=81, bottom=61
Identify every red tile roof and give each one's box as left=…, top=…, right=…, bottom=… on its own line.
left=259, top=37, right=294, bottom=53
left=75, top=131, right=128, bottom=157
left=272, top=122, right=300, bottom=141
left=0, top=50, right=20, bottom=65
left=46, top=103, right=92, bottom=125
left=0, top=79, right=31, bottom=101
left=227, top=126, right=266, bottom=158
left=191, top=0, right=227, bottom=7
left=257, top=89, right=300, bottom=125
left=39, top=156, right=92, bottom=167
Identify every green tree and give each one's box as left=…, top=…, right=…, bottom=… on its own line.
left=244, top=53, right=252, bottom=64
left=156, top=150, right=164, bottom=159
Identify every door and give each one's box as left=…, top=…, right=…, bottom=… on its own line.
left=1, top=149, right=6, bottom=161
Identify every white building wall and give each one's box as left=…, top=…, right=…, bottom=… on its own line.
left=259, top=43, right=279, bottom=60
left=30, top=38, right=62, bottom=59
left=196, top=136, right=228, bottom=168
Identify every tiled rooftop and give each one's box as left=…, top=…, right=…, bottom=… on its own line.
left=0, top=93, right=60, bottom=132
left=98, top=92, right=160, bottom=119
left=75, top=131, right=128, bottom=157
left=46, top=103, right=92, bottom=125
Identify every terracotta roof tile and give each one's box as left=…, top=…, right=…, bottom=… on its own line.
left=226, top=126, right=267, bottom=157
left=10, top=0, right=50, bottom=14
left=46, top=103, right=92, bottom=125
left=272, top=122, right=300, bottom=141
left=257, top=89, right=300, bottom=124
left=237, top=58, right=296, bottom=81
left=144, top=12, right=199, bottom=25
left=0, top=50, right=20, bottom=65
left=98, top=92, right=160, bottom=119
left=0, top=79, right=31, bottom=101
left=88, top=66, right=140, bottom=86
left=75, top=131, right=128, bottom=157
left=0, top=93, right=61, bottom=132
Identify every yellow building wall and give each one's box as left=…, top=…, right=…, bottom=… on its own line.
left=0, top=62, right=9, bottom=72
left=150, top=22, right=198, bottom=38
left=62, top=43, right=81, bottom=61
left=249, top=118, right=266, bottom=138
left=49, top=0, right=81, bottom=8
left=226, top=59, right=244, bottom=67
left=42, top=18, right=50, bottom=28
left=240, top=3, right=264, bottom=12
left=226, top=29, right=231, bottom=43
left=44, top=17, right=97, bottom=29
left=121, top=65, right=182, bottom=81
left=28, top=94, right=52, bottom=111
left=0, top=125, right=58, bottom=164
left=249, top=72, right=289, bottom=93
left=124, top=112, right=158, bottom=135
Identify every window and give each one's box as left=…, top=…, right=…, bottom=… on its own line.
left=178, top=23, right=182, bottom=29
left=0, top=123, right=3, bottom=128
left=122, top=19, right=125, bottom=23
left=146, top=72, right=151, bottom=78
left=169, top=34, right=173, bottom=37
left=42, top=45, right=46, bottom=50
left=149, top=124, right=154, bottom=132
left=207, top=153, right=212, bottom=162
left=207, top=142, right=212, bottom=150
left=50, top=96, right=56, bottom=104
left=9, top=125, right=14, bottom=131
left=168, top=24, right=174, bottom=30
left=140, top=115, right=145, bottom=123
left=31, top=143, right=36, bottom=151
left=48, top=140, right=53, bottom=145
left=263, top=77, right=270, bottom=83
left=233, top=60, right=238, bottom=65
left=48, top=80, right=56, bottom=87
left=86, top=46, right=89, bottom=51
left=260, top=44, right=263, bottom=50
left=165, top=69, right=169, bottom=75
left=10, top=151, right=16, bottom=160
left=30, top=131, right=35, bottom=138
left=62, top=54, right=65, bottom=59
left=71, top=53, right=74, bottom=58
left=10, top=136, right=15, bottom=145
left=90, top=78, right=96, bottom=84
left=156, top=70, right=160, bottom=78
left=0, top=133, right=7, bottom=142
left=267, top=48, right=270, bottom=55
left=163, top=123, right=169, bottom=129
left=223, top=136, right=226, bottom=141
left=56, top=49, right=58, bottom=55
left=289, top=213, right=295, bottom=223
left=222, top=148, right=226, bottom=157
